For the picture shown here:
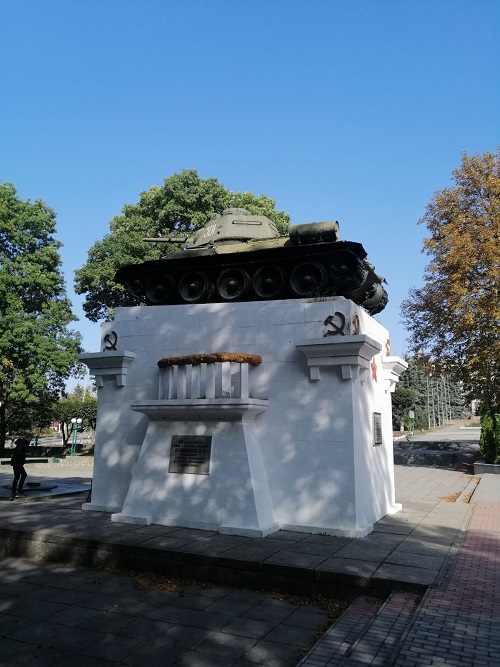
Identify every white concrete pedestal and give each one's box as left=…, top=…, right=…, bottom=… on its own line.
left=81, top=298, right=406, bottom=538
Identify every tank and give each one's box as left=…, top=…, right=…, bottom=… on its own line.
left=114, top=207, right=388, bottom=314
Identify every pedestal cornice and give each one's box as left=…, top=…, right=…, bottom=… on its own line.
left=296, top=335, right=382, bottom=381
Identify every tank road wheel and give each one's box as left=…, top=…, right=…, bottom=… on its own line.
left=362, top=282, right=388, bottom=315
left=179, top=271, right=213, bottom=303
left=329, top=252, right=366, bottom=293
left=124, top=273, right=145, bottom=297
left=144, top=273, right=175, bottom=305
left=251, top=266, right=287, bottom=300
left=216, top=268, right=250, bottom=301
left=289, top=262, right=327, bottom=297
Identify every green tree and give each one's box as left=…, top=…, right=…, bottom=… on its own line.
left=0, top=182, right=82, bottom=448
left=56, top=388, right=97, bottom=447
left=401, top=149, right=500, bottom=407
left=75, top=169, right=290, bottom=322
left=6, top=391, right=57, bottom=439
left=479, top=400, right=500, bottom=464
left=394, top=356, right=466, bottom=431
left=392, top=385, right=418, bottom=431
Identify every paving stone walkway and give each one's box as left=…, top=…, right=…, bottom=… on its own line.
left=0, top=557, right=335, bottom=666
left=394, top=474, right=500, bottom=667
left=299, top=473, right=500, bottom=666
left=2, top=433, right=499, bottom=666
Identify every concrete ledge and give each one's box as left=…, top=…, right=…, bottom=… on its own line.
left=474, top=462, right=500, bottom=475
left=219, top=523, right=280, bottom=538
left=1, top=458, right=49, bottom=465
left=111, top=512, right=152, bottom=525
left=82, top=503, right=121, bottom=513
left=0, top=525, right=428, bottom=598
left=394, top=451, right=456, bottom=466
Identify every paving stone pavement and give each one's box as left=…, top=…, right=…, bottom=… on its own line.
left=299, top=473, right=500, bottom=667
left=2, top=431, right=499, bottom=666
left=0, top=556, right=333, bottom=666
left=0, top=461, right=477, bottom=595
left=393, top=474, right=500, bottom=667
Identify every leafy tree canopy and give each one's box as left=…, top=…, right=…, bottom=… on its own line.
left=391, top=385, right=418, bottom=430
left=401, top=149, right=500, bottom=405
left=75, top=169, right=290, bottom=322
left=0, top=182, right=82, bottom=445
left=56, top=385, right=97, bottom=446
left=5, top=391, right=57, bottom=438
left=479, top=399, right=500, bottom=464
left=393, top=356, right=466, bottom=431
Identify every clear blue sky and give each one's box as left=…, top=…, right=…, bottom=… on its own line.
left=2, top=0, right=499, bottom=372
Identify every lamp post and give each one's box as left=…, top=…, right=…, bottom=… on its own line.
left=70, top=418, right=82, bottom=456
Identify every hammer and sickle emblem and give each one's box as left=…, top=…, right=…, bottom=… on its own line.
left=103, top=331, right=118, bottom=351
left=323, top=312, right=346, bottom=337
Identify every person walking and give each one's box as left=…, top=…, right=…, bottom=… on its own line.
left=10, top=436, right=30, bottom=500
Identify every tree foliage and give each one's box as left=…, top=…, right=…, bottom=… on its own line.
left=6, top=391, right=58, bottom=438
left=394, top=356, right=466, bottom=431
left=479, top=399, right=500, bottom=464
left=56, top=388, right=97, bottom=446
left=0, top=182, right=82, bottom=446
left=401, top=149, right=500, bottom=405
left=75, top=169, right=290, bottom=322
left=391, top=385, right=418, bottom=431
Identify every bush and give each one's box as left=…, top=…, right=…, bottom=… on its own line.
left=479, top=400, right=500, bottom=464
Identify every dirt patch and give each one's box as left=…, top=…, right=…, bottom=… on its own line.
left=441, top=492, right=461, bottom=502
left=100, top=566, right=349, bottom=618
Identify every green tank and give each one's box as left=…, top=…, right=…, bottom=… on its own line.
left=114, top=207, right=388, bottom=314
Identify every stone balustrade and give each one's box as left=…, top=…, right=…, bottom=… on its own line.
left=157, top=352, right=262, bottom=401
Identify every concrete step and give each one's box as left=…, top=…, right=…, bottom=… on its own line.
left=298, top=591, right=421, bottom=666
left=394, top=450, right=457, bottom=466
left=394, top=448, right=481, bottom=467
left=396, top=441, right=465, bottom=451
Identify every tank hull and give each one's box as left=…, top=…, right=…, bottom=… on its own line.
left=115, top=239, right=388, bottom=314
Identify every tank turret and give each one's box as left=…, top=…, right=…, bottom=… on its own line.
left=114, top=207, right=388, bottom=314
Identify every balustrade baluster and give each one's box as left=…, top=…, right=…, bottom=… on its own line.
left=206, top=363, right=216, bottom=399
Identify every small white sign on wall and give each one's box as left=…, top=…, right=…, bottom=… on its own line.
left=373, top=412, right=383, bottom=446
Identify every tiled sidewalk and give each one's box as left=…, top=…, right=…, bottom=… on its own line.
left=2, top=462, right=499, bottom=665
left=0, top=556, right=335, bottom=666
left=0, top=465, right=477, bottom=596
left=300, top=474, right=500, bottom=666
left=394, top=475, right=500, bottom=667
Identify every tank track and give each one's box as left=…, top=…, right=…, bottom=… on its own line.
left=115, top=241, right=388, bottom=315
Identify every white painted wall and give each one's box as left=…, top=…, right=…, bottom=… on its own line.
left=82, top=297, right=405, bottom=537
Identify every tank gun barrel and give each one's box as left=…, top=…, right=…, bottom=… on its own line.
left=143, top=236, right=189, bottom=243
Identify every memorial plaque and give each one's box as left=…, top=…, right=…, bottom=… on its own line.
left=373, top=412, right=383, bottom=446
left=169, top=435, right=212, bottom=474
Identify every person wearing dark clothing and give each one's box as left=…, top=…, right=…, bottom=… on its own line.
left=10, top=437, right=30, bottom=500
